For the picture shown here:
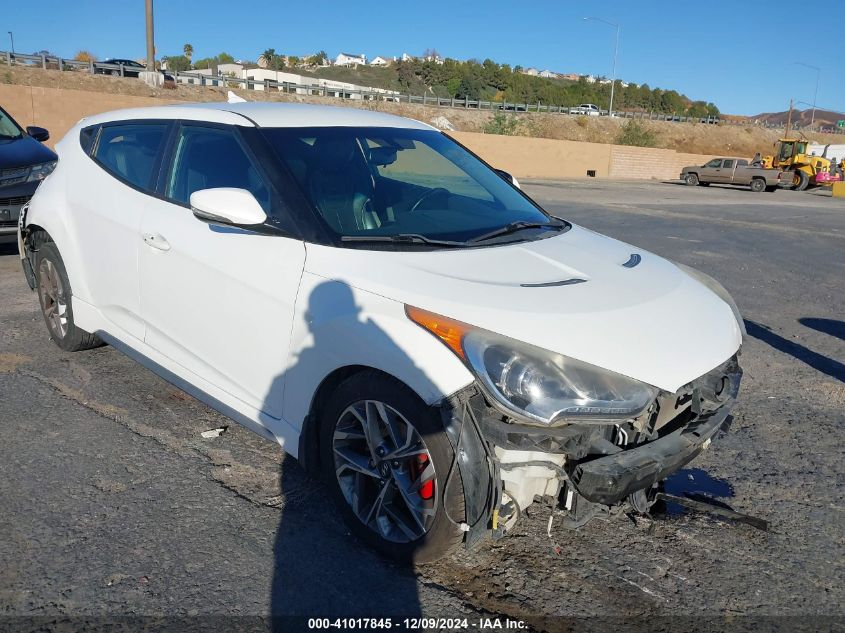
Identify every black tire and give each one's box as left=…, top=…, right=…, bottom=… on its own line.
left=684, top=173, right=700, bottom=186
left=319, top=370, right=465, bottom=563
left=750, top=178, right=766, bottom=193
left=35, top=242, right=103, bottom=352
left=792, top=170, right=810, bottom=191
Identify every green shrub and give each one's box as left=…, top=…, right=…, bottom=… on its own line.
left=483, top=112, right=520, bottom=136
left=615, top=120, right=657, bottom=147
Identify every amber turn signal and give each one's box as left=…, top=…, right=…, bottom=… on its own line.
left=405, top=305, right=470, bottom=361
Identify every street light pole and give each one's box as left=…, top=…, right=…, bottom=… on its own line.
left=584, top=17, right=620, bottom=116
left=145, top=0, right=155, bottom=71
left=7, top=31, right=14, bottom=54
left=795, top=62, right=820, bottom=128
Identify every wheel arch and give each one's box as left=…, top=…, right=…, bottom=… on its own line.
left=297, top=364, right=424, bottom=477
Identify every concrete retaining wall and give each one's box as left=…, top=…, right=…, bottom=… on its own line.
left=0, top=83, right=714, bottom=180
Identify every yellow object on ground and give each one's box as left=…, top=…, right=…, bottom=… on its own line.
left=832, top=182, right=845, bottom=198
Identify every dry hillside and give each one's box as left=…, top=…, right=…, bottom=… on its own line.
left=3, top=64, right=843, bottom=157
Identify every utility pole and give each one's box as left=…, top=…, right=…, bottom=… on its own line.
left=785, top=98, right=793, bottom=138
left=7, top=32, right=13, bottom=54
left=145, top=0, right=155, bottom=71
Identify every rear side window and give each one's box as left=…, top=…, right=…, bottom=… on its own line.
left=94, top=123, right=168, bottom=191
left=79, top=126, right=98, bottom=154
left=166, top=125, right=270, bottom=210
left=723, top=159, right=734, bottom=168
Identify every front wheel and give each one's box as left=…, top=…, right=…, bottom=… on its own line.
left=319, top=371, right=466, bottom=563
left=684, top=173, right=700, bottom=186
left=792, top=170, right=810, bottom=191
left=750, top=178, right=766, bottom=193
left=35, top=242, right=102, bottom=352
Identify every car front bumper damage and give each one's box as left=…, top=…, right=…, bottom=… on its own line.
left=438, top=355, right=742, bottom=547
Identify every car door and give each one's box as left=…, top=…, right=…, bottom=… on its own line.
left=70, top=120, right=171, bottom=340
left=719, top=159, right=735, bottom=183
left=138, top=122, right=306, bottom=419
left=699, top=158, right=723, bottom=183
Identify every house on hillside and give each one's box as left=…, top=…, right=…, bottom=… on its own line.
left=538, top=69, right=558, bottom=78
left=521, top=67, right=539, bottom=76
left=582, top=75, right=596, bottom=83
left=423, top=53, right=444, bottom=64
left=334, top=52, right=366, bottom=66
left=401, top=52, right=414, bottom=62
left=370, top=56, right=391, bottom=66
left=558, top=73, right=580, bottom=81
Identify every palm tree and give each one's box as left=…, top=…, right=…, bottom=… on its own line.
left=260, top=48, right=276, bottom=69
left=183, top=43, right=193, bottom=63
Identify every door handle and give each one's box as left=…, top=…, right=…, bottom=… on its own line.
left=142, top=233, right=171, bottom=251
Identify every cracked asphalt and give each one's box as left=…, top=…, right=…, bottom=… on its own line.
left=0, top=180, right=843, bottom=631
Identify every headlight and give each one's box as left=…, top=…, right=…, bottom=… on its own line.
left=406, top=306, right=658, bottom=426
left=674, top=262, right=746, bottom=337
left=26, top=161, right=57, bottom=183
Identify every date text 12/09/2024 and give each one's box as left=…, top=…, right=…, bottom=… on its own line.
left=307, top=618, right=528, bottom=630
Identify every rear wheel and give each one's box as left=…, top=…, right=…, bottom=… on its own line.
left=792, top=170, right=810, bottom=191
left=35, top=242, right=102, bottom=352
left=684, top=173, right=700, bottom=186
left=750, top=178, right=766, bottom=193
left=319, top=371, right=465, bottom=563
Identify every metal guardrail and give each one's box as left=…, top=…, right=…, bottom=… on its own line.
left=3, top=50, right=843, bottom=135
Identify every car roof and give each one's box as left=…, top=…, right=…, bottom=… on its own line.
left=78, top=101, right=436, bottom=131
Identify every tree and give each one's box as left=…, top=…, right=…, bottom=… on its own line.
left=260, top=48, right=279, bottom=69
left=287, top=55, right=300, bottom=68
left=183, top=43, right=193, bottom=63
left=162, top=54, right=190, bottom=72
left=306, top=51, right=327, bottom=67
left=74, top=50, right=95, bottom=63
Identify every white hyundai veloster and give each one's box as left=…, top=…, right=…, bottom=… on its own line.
left=19, top=102, right=744, bottom=562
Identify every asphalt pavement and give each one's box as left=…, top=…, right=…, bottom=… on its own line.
left=0, top=180, right=842, bottom=631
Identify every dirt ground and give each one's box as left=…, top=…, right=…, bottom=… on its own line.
left=4, top=63, right=843, bottom=157
left=0, top=180, right=842, bottom=631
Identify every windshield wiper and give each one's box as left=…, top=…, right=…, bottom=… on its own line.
left=469, top=219, right=565, bottom=243
left=340, top=233, right=469, bottom=247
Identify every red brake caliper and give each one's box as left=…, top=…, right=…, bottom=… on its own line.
left=409, top=454, right=434, bottom=500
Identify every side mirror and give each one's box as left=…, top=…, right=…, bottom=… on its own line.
left=27, top=126, right=50, bottom=142
left=495, top=169, right=521, bottom=190
left=190, top=188, right=268, bottom=228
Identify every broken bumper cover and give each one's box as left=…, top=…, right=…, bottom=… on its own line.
left=570, top=406, right=731, bottom=505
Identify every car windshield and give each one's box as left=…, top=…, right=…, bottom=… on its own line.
left=0, top=108, right=23, bottom=140
left=260, top=126, right=559, bottom=245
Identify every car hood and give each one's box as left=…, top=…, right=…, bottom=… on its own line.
left=0, top=135, right=57, bottom=171
left=304, top=225, right=743, bottom=393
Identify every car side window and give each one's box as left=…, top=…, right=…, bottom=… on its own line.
left=166, top=125, right=270, bottom=210
left=94, top=123, right=169, bottom=191
left=723, top=159, right=734, bottom=168
left=705, top=159, right=722, bottom=168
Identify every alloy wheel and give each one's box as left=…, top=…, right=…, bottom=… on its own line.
left=38, top=258, right=68, bottom=340
left=332, top=400, right=437, bottom=543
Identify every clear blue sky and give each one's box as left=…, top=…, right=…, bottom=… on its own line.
left=3, top=0, right=842, bottom=116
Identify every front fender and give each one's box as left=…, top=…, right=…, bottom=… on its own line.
left=282, top=273, right=474, bottom=431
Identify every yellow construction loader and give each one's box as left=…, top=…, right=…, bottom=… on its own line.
left=762, top=139, right=841, bottom=190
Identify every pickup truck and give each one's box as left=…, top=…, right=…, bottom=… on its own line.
left=680, top=158, right=788, bottom=192
left=569, top=103, right=601, bottom=116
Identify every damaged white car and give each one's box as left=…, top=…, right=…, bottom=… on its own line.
left=18, top=102, right=744, bottom=562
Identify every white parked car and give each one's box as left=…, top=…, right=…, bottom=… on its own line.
left=568, top=103, right=601, bottom=116
left=18, top=102, right=745, bottom=562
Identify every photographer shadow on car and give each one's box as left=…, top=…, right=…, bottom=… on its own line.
left=268, top=280, right=461, bottom=623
